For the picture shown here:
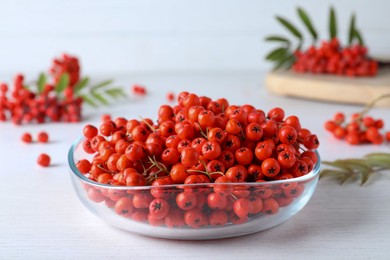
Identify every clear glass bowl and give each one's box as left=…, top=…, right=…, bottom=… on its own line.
left=68, top=137, right=321, bottom=240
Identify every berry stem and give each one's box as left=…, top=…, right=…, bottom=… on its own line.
left=356, top=93, right=390, bottom=121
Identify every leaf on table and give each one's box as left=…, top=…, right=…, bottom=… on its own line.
left=323, top=160, right=354, bottom=172
left=320, top=169, right=354, bottom=184
left=321, top=153, right=390, bottom=186
left=365, top=153, right=390, bottom=167
left=297, top=7, right=318, bottom=41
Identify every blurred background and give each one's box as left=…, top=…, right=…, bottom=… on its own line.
left=0, top=0, right=388, bottom=75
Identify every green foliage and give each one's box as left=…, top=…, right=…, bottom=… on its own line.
left=55, top=73, right=69, bottom=94
left=329, top=7, right=337, bottom=39
left=297, top=7, right=317, bottom=41
left=320, top=153, right=390, bottom=186
left=265, top=6, right=366, bottom=70
left=37, top=73, right=47, bottom=94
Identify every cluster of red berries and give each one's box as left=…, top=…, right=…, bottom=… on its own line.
left=0, top=54, right=83, bottom=124
left=293, top=38, right=378, bottom=77
left=21, top=131, right=51, bottom=167
left=76, top=92, right=319, bottom=228
left=324, top=112, right=390, bottom=145
left=50, top=53, right=80, bottom=88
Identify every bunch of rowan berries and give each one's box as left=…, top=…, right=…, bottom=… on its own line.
left=0, top=55, right=83, bottom=124
left=50, top=53, right=80, bottom=88
left=324, top=111, right=390, bottom=145
left=293, top=38, right=378, bottom=77
left=75, top=91, right=320, bottom=228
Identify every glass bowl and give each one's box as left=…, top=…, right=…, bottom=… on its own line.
left=68, top=137, right=321, bottom=240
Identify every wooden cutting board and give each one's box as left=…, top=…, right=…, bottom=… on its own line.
left=265, top=68, right=390, bottom=107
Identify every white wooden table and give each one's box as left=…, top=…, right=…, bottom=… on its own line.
left=1, top=71, right=389, bottom=259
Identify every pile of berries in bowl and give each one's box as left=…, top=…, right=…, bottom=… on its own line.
left=68, top=92, right=320, bottom=239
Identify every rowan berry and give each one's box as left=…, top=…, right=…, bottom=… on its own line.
left=76, top=159, right=91, bottom=174
left=202, top=141, right=221, bottom=160
left=277, top=150, right=296, bottom=169
left=208, top=210, right=228, bottom=226
left=262, top=198, right=279, bottom=215
left=233, top=198, right=252, bottom=218
left=115, top=197, right=134, bottom=217
left=166, top=92, right=175, bottom=102
left=170, top=163, right=189, bottom=184
left=184, top=209, right=207, bottom=228
left=21, top=132, right=33, bottom=143
left=176, top=192, right=197, bottom=211
left=386, top=131, right=390, bottom=142
left=125, top=142, right=145, bottom=161
left=261, top=158, right=280, bottom=178
left=267, top=107, right=285, bottom=122
left=37, top=153, right=51, bottom=167
left=225, top=166, right=247, bottom=182
left=37, top=131, right=49, bottom=143
left=278, top=125, right=297, bottom=145
left=87, top=188, right=105, bottom=203
left=235, top=147, right=253, bottom=165
left=245, top=123, right=263, bottom=141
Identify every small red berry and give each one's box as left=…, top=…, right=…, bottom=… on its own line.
left=166, top=92, right=175, bottom=102
left=37, top=153, right=51, bottom=167
left=83, top=124, right=98, bottom=139
left=37, top=131, right=49, bottom=143
left=21, top=132, right=33, bottom=143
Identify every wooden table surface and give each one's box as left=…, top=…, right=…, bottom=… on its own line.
left=1, top=71, right=389, bottom=260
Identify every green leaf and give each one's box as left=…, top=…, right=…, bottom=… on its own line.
left=91, top=79, right=114, bottom=93
left=329, top=7, right=337, bottom=39
left=80, top=94, right=98, bottom=107
left=321, top=152, right=390, bottom=186
left=366, top=153, right=390, bottom=161
left=360, top=171, right=372, bottom=186
left=320, top=169, right=347, bottom=177
left=74, top=77, right=90, bottom=94
left=348, top=13, right=356, bottom=45
left=276, top=16, right=302, bottom=40
left=341, top=159, right=372, bottom=173
left=105, top=88, right=127, bottom=99
left=91, top=92, right=109, bottom=105
left=55, top=73, right=69, bottom=94
left=264, top=35, right=291, bottom=45
left=365, top=153, right=390, bottom=167
left=273, top=53, right=295, bottom=70
left=320, top=169, right=350, bottom=183
left=322, top=160, right=354, bottom=173
left=265, top=47, right=289, bottom=61
left=354, top=29, right=365, bottom=46
left=339, top=171, right=356, bottom=185
left=297, top=7, right=318, bottom=41
left=37, top=73, right=47, bottom=94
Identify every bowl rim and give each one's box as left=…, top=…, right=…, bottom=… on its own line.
left=68, top=137, right=321, bottom=190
